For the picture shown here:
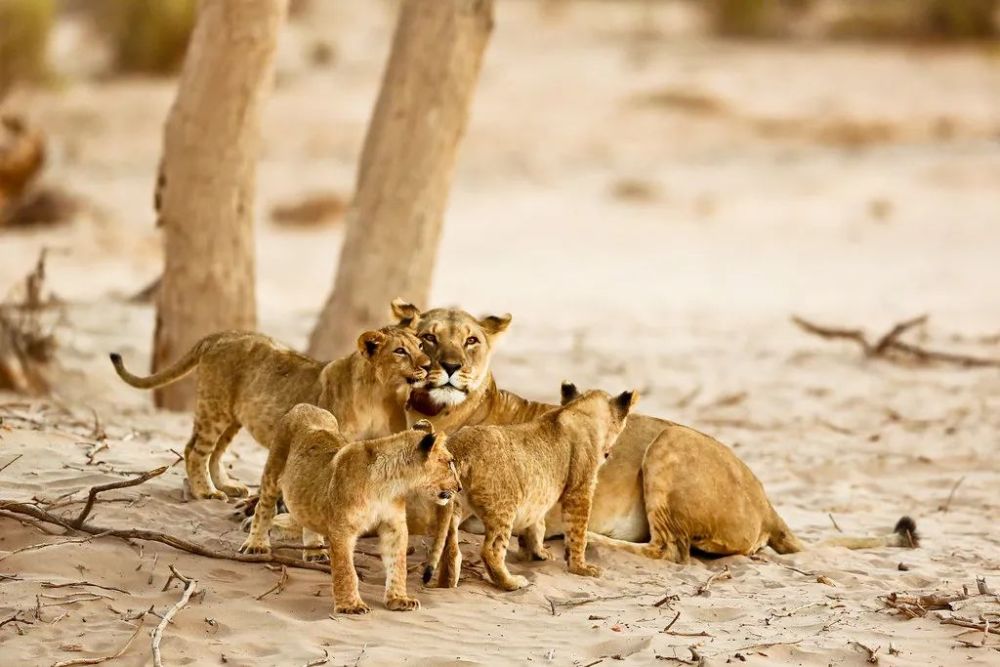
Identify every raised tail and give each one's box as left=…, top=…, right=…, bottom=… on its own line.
left=109, top=335, right=217, bottom=389
left=422, top=500, right=455, bottom=586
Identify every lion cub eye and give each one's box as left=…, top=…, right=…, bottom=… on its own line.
left=393, top=347, right=407, bottom=356
left=465, top=336, right=479, bottom=346
left=420, top=333, right=437, bottom=345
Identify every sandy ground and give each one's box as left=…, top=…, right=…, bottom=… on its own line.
left=2, top=1, right=999, bottom=665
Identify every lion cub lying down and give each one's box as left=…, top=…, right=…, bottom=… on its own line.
left=110, top=327, right=428, bottom=500
left=240, top=403, right=460, bottom=614
left=424, top=383, right=638, bottom=591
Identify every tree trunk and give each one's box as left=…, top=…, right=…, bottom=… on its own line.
left=152, top=0, right=286, bottom=410
left=307, top=0, right=494, bottom=360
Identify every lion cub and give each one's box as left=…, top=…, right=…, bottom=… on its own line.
left=110, top=327, right=429, bottom=500
left=424, top=383, right=638, bottom=591
left=240, top=404, right=460, bottom=614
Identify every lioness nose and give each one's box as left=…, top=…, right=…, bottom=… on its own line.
left=441, top=361, right=461, bottom=375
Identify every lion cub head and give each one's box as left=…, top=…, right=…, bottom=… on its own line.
left=356, top=325, right=431, bottom=390
left=390, top=298, right=510, bottom=413
left=559, top=382, right=639, bottom=461
left=409, top=420, right=462, bottom=506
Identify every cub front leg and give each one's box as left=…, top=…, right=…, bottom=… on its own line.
left=379, top=511, right=419, bottom=611
left=561, top=487, right=602, bottom=578
left=238, top=466, right=282, bottom=555
left=328, top=530, right=368, bottom=614
left=302, top=527, right=328, bottom=563
left=518, top=520, right=553, bottom=562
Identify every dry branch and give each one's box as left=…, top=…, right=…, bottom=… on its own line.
left=696, top=565, right=732, bottom=596
left=256, top=564, right=288, bottom=600
left=152, top=566, right=197, bottom=667
left=71, top=465, right=169, bottom=528
left=50, top=617, right=146, bottom=666
left=792, top=315, right=1000, bottom=368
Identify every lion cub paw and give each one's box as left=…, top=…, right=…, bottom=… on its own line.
left=302, top=550, right=329, bottom=563
left=385, top=596, right=421, bottom=612
left=335, top=600, right=371, bottom=615
left=238, top=539, right=271, bottom=556
left=498, top=574, right=530, bottom=591
left=218, top=482, right=250, bottom=499
left=522, top=547, right=553, bottom=562
left=568, top=563, right=603, bottom=578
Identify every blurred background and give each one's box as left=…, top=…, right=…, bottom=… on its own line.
left=0, top=0, right=997, bottom=409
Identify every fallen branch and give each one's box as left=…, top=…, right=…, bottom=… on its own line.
left=302, top=649, right=330, bottom=667
left=939, top=476, right=966, bottom=512
left=41, top=580, right=131, bottom=595
left=256, top=564, right=288, bottom=601
left=0, top=530, right=113, bottom=562
left=0, top=453, right=22, bottom=474
left=71, top=465, right=170, bottom=528
left=0, top=499, right=338, bottom=574
left=792, top=315, right=1000, bottom=368
left=882, top=591, right=968, bottom=618
left=941, top=617, right=1000, bottom=636
left=850, top=641, right=880, bottom=664
left=152, top=566, right=197, bottom=667
left=51, top=617, right=146, bottom=667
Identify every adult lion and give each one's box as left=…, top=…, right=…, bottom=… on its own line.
left=392, top=300, right=917, bottom=562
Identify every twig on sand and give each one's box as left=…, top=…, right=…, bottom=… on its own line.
left=548, top=593, right=638, bottom=609
left=663, top=611, right=681, bottom=632
left=0, top=499, right=341, bottom=575
left=0, top=530, right=113, bottom=562
left=660, top=610, right=711, bottom=637
left=941, top=617, right=1000, bottom=636
left=302, top=648, right=330, bottom=667
left=939, top=476, right=966, bottom=512
left=977, top=577, right=994, bottom=596
left=792, top=315, right=1000, bottom=368
left=51, top=616, right=146, bottom=667
left=850, top=641, right=880, bottom=664
left=72, top=465, right=170, bottom=528
left=41, top=581, right=131, bottom=595
left=152, top=566, right=197, bottom=667
left=827, top=513, right=843, bottom=533
left=256, top=565, right=288, bottom=600
left=0, top=454, right=23, bottom=475
left=696, top=565, right=731, bottom=596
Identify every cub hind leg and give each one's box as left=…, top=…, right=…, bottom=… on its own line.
left=480, top=511, right=528, bottom=591
left=517, top=520, right=552, bottom=562
left=379, top=513, right=419, bottom=611
left=209, top=422, right=250, bottom=498
left=302, top=526, right=328, bottom=563
left=184, top=406, right=232, bottom=500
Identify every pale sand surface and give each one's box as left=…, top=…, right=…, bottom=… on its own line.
left=1, top=2, right=999, bottom=665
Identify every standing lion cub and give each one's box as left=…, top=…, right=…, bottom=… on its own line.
left=240, top=404, right=461, bottom=614
left=424, top=383, right=638, bottom=591
left=110, top=326, right=429, bottom=500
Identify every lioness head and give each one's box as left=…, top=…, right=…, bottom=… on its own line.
left=410, top=420, right=461, bottom=505
left=356, top=325, right=431, bottom=388
left=390, top=299, right=511, bottom=412
left=559, top=382, right=639, bottom=460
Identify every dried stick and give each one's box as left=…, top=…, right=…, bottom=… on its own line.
left=0, top=453, right=23, bottom=475
left=828, top=513, right=843, bottom=533
left=0, top=530, right=113, bottom=562
left=941, top=618, right=1000, bottom=636
left=851, top=641, right=880, bottom=664
left=302, top=649, right=330, bottom=667
left=0, top=499, right=338, bottom=574
left=792, top=315, right=1000, bottom=368
left=71, top=465, right=170, bottom=528
left=51, top=617, right=146, bottom=667
left=939, top=476, right=966, bottom=512
left=152, top=567, right=196, bottom=667
left=41, top=580, right=130, bottom=595
left=256, top=565, right=288, bottom=600
left=696, top=565, right=732, bottom=596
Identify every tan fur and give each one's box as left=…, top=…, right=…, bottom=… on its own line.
left=239, top=404, right=460, bottom=614
left=110, top=326, right=429, bottom=500
left=423, top=384, right=637, bottom=591
left=396, top=303, right=919, bottom=560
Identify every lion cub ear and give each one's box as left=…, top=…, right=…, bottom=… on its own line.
left=417, top=432, right=438, bottom=456
left=357, top=330, right=386, bottom=358
left=391, top=298, right=422, bottom=329
left=560, top=381, right=580, bottom=405
left=615, top=390, right=639, bottom=413
left=478, top=313, right=512, bottom=337
left=411, top=419, right=434, bottom=434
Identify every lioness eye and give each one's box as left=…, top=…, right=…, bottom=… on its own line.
left=420, top=333, right=437, bottom=344
left=465, top=336, right=479, bottom=346
left=394, top=347, right=407, bottom=355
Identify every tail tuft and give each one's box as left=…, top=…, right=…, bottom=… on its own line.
left=109, top=352, right=123, bottom=366
left=422, top=565, right=434, bottom=585
left=894, top=516, right=919, bottom=548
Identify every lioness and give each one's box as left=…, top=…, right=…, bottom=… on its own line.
left=394, top=301, right=919, bottom=561
left=423, top=383, right=637, bottom=591
left=110, top=326, right=429, bottom=500
left=240, top=404, right=461, bottom=614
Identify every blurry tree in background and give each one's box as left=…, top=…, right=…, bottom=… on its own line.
left=0, top=0, right=54, bottom=97
left=153, top=0, right=287, bottom=410
left=90, top=0, right=196, bottom=75
left=308, top=0, right=495, bottom=359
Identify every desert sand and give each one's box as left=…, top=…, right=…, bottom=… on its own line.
left=1, top=2, right=999, bottom=665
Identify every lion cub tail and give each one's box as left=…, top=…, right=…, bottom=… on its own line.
left=422, top=501, right=455, bottom=586
left=109, top=335, right=218, bottom=389
left=816, top=516, right=920, bottom=550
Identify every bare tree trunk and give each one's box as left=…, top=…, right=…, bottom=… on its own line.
left=153, top=0, right=286, bottom=410
left=307, top=0, right=494, bottom=360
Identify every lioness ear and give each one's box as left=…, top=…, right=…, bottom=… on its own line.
left=560, top=381, right=579, bottom=405
left=418, top=432, right=437, bottom=456
left=478, top=313, right=512, bottom=337
left=357, top=330, right=385, bottom=358
left=391, top=298, right=422, bottom=329
left=615, top=390, right=639, bottom=413
left=411, top=419, right=434, bottom=434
